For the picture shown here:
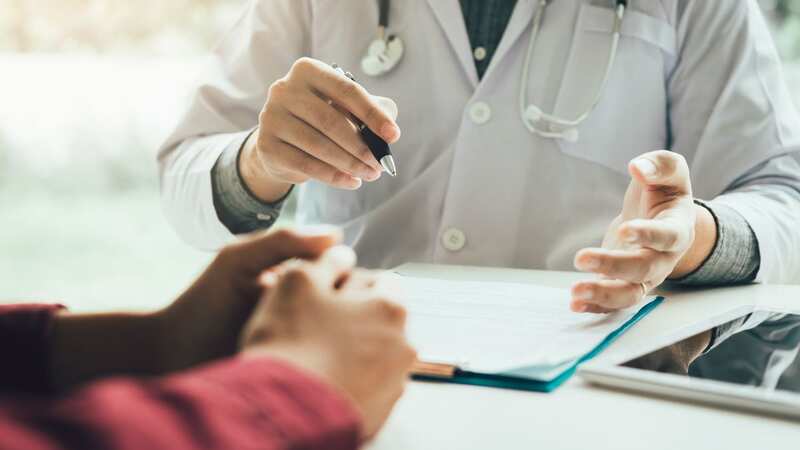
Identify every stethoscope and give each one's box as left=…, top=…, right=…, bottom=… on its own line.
left=361, top=0, right=629, bottom=143
left=361, top=0, right=406, bottom=77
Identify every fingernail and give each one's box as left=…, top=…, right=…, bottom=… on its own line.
left=572, top=302, right=588, bottom=313
left=583, top=258, right=600, bottom=270
left=633, top=159, right=657, bottom=178
left=381, top=122, right=400, bottom=142
left=574, top=290, right=594, bottom=301
left=259, top=271, right=279, bottom=287
left=323, top=245, right=357, bottom=267
left=624, top=231, right=639, bottom=244
left=364, top=168, right=382, bottom=182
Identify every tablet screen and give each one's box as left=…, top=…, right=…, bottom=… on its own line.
left=621, top=312, right=800, bottom=393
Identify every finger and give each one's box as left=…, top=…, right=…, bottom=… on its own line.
left=339, top=269, right=380, bottom=290
left=311, top=245, right=358, bottom=289
left=628, top=150, right=692, bottom=195
left=571, top=279, right=643, bottom=312
left=293, top=58, right=400, bottom=143
left=618, top=218, right=691, bottom=253
left=270, top=140, right=363, bottom=189
left=275, top=112, right=381, bottom=181
left=574, top=247, right=672, bottom=283
left=374, top=96, right=399, bottom=121
left=223, top=226, right=342, bottom=276
left=284, top=92, right=383, bottom=173
left=273, top=246, right=356, bottom=304
left=363, top=298, right=407, bottom=328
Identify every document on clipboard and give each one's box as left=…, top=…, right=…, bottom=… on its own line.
left=391, top=275, right=663, bottom=392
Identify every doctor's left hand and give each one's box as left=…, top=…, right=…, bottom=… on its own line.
left=571, top=151, right=716, bottom=313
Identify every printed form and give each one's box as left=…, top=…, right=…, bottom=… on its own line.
left=392, top=275, right=648, bottom=375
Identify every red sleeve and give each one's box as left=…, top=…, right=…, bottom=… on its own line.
left=0, top=304, right=65, bottom=394
left=0, top=357, right=362, bottom=450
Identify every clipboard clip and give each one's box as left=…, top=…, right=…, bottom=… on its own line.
left=412, top=360, right=459, bottom=379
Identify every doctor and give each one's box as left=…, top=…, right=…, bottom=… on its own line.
left=160, top=0, right=800, bottom=314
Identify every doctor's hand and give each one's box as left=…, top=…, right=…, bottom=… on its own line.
left=240, top=57, right=401, bottom=203
left=571, top=151, right=717, bottom=313
left=241, top=248, right=415, bottom=441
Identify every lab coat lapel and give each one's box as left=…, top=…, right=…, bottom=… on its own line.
left=424, top=0, right=479, bottom=88
left=481, top=0, right=536, bottom=81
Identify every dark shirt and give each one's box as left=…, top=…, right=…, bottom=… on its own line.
left=460, top=0, right=518, bottom=78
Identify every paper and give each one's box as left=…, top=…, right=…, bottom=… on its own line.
left=393, top=275, right=647, bottom=374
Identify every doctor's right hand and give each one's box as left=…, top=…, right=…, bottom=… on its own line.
left=240, top=57, right=401, bottom=203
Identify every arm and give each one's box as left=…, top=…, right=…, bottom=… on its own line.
left=571, top=0, right=800, bottom=312
left=669, top=0, right=800, bottom=284
left=1, top=353, right=360, bottom=450
left=0, top=244, right=415, bottom=450
left=160, top=1, right=399, bottom=246
left=16, top=229, right=341, bottom=393
left=158, top=0, right=312, bottom=249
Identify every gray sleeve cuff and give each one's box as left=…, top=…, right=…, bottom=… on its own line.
left=211, top=130, right=293, bottom=235
left=671, top=200, right=760, bottom=287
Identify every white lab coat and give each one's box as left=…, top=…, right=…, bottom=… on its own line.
left=159, top=0, right=800, bottom=282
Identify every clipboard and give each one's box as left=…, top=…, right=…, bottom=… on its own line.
left=411, top=297, right=664, bottom=393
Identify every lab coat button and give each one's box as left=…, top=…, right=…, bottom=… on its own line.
left=473, top=46, right=487, bottom=61
left=441, top=228, right=467, bottom=252
left=469, top=102, right=492, bottom=125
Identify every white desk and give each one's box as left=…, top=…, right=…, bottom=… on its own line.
left=370, top=264, right=800, bottom=450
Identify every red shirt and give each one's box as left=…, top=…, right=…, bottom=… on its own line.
left=0, top=304, right=361, bottom=450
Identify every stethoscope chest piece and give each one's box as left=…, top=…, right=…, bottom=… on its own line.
left=361, top=34, right=405, bottom=77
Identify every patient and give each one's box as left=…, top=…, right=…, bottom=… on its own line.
left=0, top=228, right=415, bottom=450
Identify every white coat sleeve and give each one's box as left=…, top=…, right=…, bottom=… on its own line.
left=669, top=0, right=800, bottom=283
left=157, top=0, right=311, bottom=250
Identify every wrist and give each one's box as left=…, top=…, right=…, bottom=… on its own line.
left=670, top=202, right=718, bottom=279
left=151, top=307, right=183, bottom=372
left=49, top=310, right=167, bottom=390
left=239, top=130, right=293, bottom=203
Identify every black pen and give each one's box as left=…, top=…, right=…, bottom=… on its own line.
left=332, top=64, right=398, bottom=177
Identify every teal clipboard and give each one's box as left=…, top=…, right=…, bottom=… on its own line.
left=412, top=297, right=664, bottom=393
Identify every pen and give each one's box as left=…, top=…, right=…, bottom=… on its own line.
left=332, top=64, right=398, bottom=177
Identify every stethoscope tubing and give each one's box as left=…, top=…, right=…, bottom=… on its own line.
left=371, top=0, right=629, bottom=141
left=519, top=0, right=627, bottom=138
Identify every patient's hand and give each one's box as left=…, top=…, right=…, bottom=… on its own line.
left=158, top=227, right=342, bottom=372
left=241, top=247, right=416, bottom=441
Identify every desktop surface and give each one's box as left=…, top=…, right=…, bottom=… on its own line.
left=369, top=264, right=800, bottom=450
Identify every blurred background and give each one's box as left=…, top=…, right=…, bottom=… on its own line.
left=1, top=0, right=799, bottom=311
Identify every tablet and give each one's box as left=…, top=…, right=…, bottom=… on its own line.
left=579, top=312, right=800, bottom=420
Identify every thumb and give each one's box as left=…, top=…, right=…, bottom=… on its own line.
left=629, top=150, right=692, bottom=197
left=313, top=245, right=358, bottom=289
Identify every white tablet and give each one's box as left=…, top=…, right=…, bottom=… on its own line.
left=579, top=312, right=800, bottom=421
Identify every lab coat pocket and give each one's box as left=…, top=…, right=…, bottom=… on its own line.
left=551, top=3, right=676, bottom=176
